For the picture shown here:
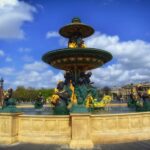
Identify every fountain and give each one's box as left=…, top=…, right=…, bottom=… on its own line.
left=42, top=17, right=112, bottom=114
left=0, top=18, right=150, bottom=149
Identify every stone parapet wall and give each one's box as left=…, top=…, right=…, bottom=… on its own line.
left=18, top=115, right=71, bottom=144
left=91, top=112, right=150, bottom=144
left=0, top=112, right=150, bottom=148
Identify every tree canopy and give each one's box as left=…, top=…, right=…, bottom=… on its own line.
left=12, top=86, right=54, bottom=102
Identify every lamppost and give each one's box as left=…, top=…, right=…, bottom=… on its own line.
left=0, top=78, right=4, bottom=107
left=0, top=78, right=4, bottom=90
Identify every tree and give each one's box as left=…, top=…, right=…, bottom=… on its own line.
left=12, top=86, right=54, bottom=102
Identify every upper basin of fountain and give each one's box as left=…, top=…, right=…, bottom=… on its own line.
left=42, top=17, right=113, bottom=71
left=42, top=48, right=112, bottom=71
left=59, top=17, right=94, bottom=38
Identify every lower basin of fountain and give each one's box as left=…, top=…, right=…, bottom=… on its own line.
left=19, top=105, right=136, bottom=115
left=0, top=104, right=149, bottom=149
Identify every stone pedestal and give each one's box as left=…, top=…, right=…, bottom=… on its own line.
left=70, top=113, right=94, bottom=149
left=0, top=113, right=22, bottom=144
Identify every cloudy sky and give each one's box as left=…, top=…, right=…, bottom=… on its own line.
left=0, top=0, right=150, bottom=89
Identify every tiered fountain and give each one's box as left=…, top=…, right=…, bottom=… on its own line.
left=42, top=18, right=112, bottom=114
left=0, top=18, right=150, bottom=149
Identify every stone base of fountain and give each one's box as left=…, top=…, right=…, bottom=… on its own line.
left=0, top=112, right=150, bottom=149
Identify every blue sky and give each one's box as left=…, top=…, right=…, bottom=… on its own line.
left=0, top=0, right=150, bottom=89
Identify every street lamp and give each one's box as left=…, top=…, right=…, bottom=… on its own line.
left=0, top=78, right=4, bottom=107
left=0, top=78, right=4, bottom=89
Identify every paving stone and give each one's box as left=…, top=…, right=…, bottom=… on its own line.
left=0, top=140, right=150, bottom=150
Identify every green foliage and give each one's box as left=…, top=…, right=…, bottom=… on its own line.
left=12, top=86, right=54, bottom=102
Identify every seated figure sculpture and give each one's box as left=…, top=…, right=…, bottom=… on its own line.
left=76, top=72, right=98, bottom=105
left=3, top=88, right=13, bottom=109
left=128, top=85, right=150, bottom=111
left=78, top=72, right=93, bottom=85
left=34, top=93, right=44, bottom=109
left=0, top=88, right=20, bottom=113
left=141, top=89, right=150, bottom=111
left=64, top=71, right=74, bottom=85
left=68, top=34, right=86, bottom=48
left=51, top=81, right=71, bottom=115
left=78, top=72, right=86, bottom=85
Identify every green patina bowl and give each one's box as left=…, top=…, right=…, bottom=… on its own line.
left=42, top=48, right=112, bottom=71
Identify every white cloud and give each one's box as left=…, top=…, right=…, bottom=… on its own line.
left=22, top=55, right=34, bottom=62
left=1, top=60, right=64, bottom=89
left=0, top=0, right=17, bottom=7
left=0, top=67, right=15, bottom=75
left=0, top=50, right=5, bottom=56
left=5, top=56, right=12, bottom=62
left=12, top=69, right=64, bottom=89
left=0, top=0, right=36, bottom=39
left=18, top=48, right=31, bottom=53
left=24, top=61, right=48, bottom=71
left=10, top=61, right=64, bottom=89
left=46, top=31, right=59, bottom=38
left=86, top=32, right=150, bottom=87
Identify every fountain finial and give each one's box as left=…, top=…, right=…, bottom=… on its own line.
left=59, top=17, right=94, bottom=38
left=72, top=17, right=81, bottom=23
